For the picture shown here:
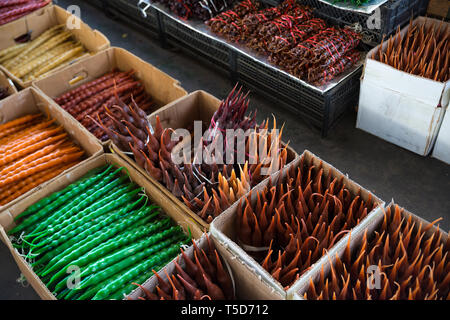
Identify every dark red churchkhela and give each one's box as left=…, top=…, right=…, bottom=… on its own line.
left=131, top=234, right=235, bottom=300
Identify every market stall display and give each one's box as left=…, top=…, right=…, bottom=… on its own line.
left=0, top=0, right=448, bottom=302
left=0, top=0, right=51, bottom=26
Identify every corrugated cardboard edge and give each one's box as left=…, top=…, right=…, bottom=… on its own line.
left=32, top=46, right=187, bottom=147
left=0, top=69, right=17, bottom=96
left=112, top=90, right=298, bottom=231
left=0, top=4, right=110, bottom=89
left=291, top=201, right=449, bottom=300
left=0, top=87, right=103, bottom=215
left=0, top=153, right=204, bottom=300
left=211, top=150, right=385, bottom=298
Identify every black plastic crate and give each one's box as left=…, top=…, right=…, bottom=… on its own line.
left=90, top=0, right=159, bottom=33
left=236, top=53, right=362, bottom=136
left=298, top=0, right=429, bottom=46
left=161, top=14, right=232, bottom=72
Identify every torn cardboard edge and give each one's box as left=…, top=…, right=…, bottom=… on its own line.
left=32, top=46, right=188, bottom=146
left=0, top=69, right=18, bottom=97
left=0, top=87, right=103, bottom=214
left=290, top=201, right=450, bottom=300
left=0, top=4, right=110, bottom=89
left=111, top=90, right=298, bottom=231
left=0, top=153, right=204, bottom=300
left=211, top=150, right=385, bottom=298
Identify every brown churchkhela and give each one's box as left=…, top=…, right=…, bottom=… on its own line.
left=93, top=85, right=290, bottom=223
left=55, top=70, right=154, bottom=141
left=304, top=205, right=450, bottom=300
left=236, top=155, right=377, bottom=289
left=372, top=18, right=449, bottom=82
left=132, top=235, right=234, bottom=300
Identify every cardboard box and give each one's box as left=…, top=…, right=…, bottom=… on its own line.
left=432, top=108, right=450, bottom=164
left=0, top=87, right=102, bottom=212
left=33, top=47, right=188, bottom=145
left=210, top=150, right=385, bottom=299
left=126, top=233, right=284, bottom=300
left=357, top=17, right=449, bottom=156
left=291, top=202, right=449, bottom=300
left=0, top=153, right=204, bottom=300
left=427, top=0, right=450, bottom=19
left=0, top=69, right=17, bottom=98
left=111, top=90, right=298, bottom=230
left=0, top=5, right=110, bottom=88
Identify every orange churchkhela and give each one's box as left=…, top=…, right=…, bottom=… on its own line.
left=304, top=205, right=450, bottom=300
left=0, top=114, right=84, bottom=206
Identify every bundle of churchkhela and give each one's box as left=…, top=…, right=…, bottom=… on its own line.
left=54, top=70, right=154, bottom=141
left=92, top=85, right=291, bottom=223
left=371, top=19, right=449, bottom=82
left=130, top=235, right=235, bottom=300
left=206, top=0, right=362, bottom=85
left=206, top=0, right=261, bottom=34
left=304, top=205, right=450, bottom=300
left=235, top=155, right=377, bottom=289
left=154, top=0, right=234, bottom=21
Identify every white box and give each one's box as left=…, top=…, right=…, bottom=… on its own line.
left=356, top=17, right=449, bottom=156
left=432, top=109, right=450, bottom=164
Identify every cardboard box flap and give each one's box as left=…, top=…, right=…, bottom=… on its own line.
left=364, top=59, right=447, bottom=108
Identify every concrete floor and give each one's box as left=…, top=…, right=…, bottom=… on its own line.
left=1, top=0, right=449, bottom=300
